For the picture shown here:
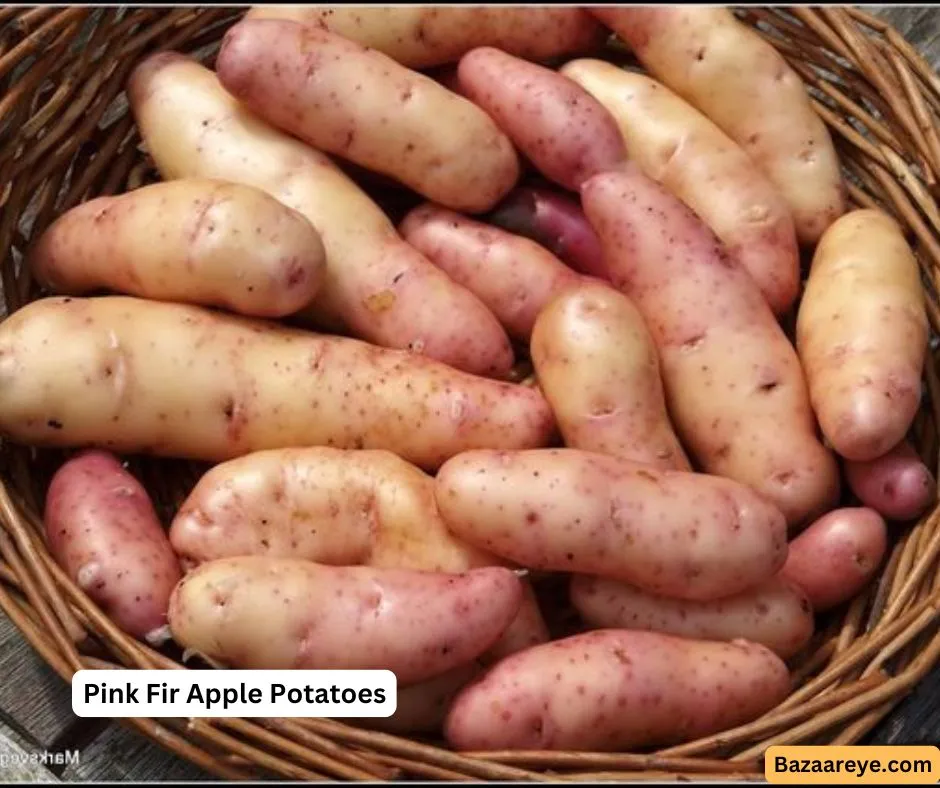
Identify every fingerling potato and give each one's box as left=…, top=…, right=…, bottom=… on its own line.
left=844, top=441, right=937, bottom=522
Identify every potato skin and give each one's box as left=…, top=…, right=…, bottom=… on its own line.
left=245, top=6, right=606, bottom=69
left=796, top=210, right=928, bottom=462
left=560, top=60, right=798, bottom=315
left=581, top=166, right=839, bottom=528
left=0, top=297, right=554, bottom=470
left=128, top=52, right=513, bottom=378
left=570, top=574, right=813, bottom=659
left=592, top=7, right=845, bottom=244
left=217, top=21, right=519, bottom=215
left=531, top=282, right=690, bottom=470
left=44, top=450, right=181, bottom=643
left=780, top=508, right=888, bottom=612
left=435, top=448, right=788, bottom=601
left=444, top=629, right=791, bottom=751
left=168, top=558, right=523, bottom=685
left=456, top=48, right=626, bottom=192
left=399, top=203, right=582, bottom=341
left=30, top=180, right=325, bottom=319
left=844, top=441, right=937, bottom=522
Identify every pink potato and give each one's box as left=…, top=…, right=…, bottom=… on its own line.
left=531, top=281, right=690, bottom=469
left=44, top=450, right=181, bottom=644
left=570, top=574, right=814, bottom=659
left=128, top=52, right=513, bottom=378
left=168, top=558, right=523, bottom=685
left=399, top=203, right=582, bottom=341
left=581, top=165, right=840, bottom=528
left=435, top=448, right=788, bottom=601
left=444, top=629, right=791, bottom=751
left=216, top=20, right=519, bottom=215
left=779, top=507, right=888, bottom=612
left=844, top=441, right=937, bottom=522
left=457, top=47, right=626, bottom=192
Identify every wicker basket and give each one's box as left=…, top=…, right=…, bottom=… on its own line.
left=1, top=6, right=939, bottom=782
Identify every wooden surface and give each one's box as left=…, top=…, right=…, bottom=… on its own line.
left=1, top=5, right=939, bottom=783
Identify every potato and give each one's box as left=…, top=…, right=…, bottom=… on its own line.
left=44, top=450, right=180, bottom=644
left=30, top=179, right=325, bottom=319
left=796, top=209, right=928, bottom=462
left=168, top=557, right=523, bottom=685
left=444, top=629, right=791, bottom=751
left=0, top=297, right=555, bottom=470
left=591, top=7, right=845, bottom=244
left=779, top=507, right=888, bottom=612
left=531, top=282, right=690, bottom=470
left=487, top=186, right=609, bottom=280
left=456, top=48, right=626, bottom=192
left=245, top=6, right=606, bottom=69
left=399, top=204, right=582, bottom=341
left=128, top=52, right=513, bottom=378
left=844, top=441, right=937, bottom=522
left=570, top=575, right=813, bottom=659
left=560, top=61, right=799, bottom=316
left=435, top=448, right=787, bottom=601
left=581, top=166, right=839, bottom=528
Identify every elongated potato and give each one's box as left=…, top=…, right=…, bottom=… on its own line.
left=44, top=450, right=180, bottom=644
left=245, top=6, right=606, bottom=69
left=531, top=282, right=690, bottom=470
left=780, top=508, right=888, bottom=611
left=445, top=629, right=791, bottom=751
left=592, top=7, right=845, bottom=244
left=30, top=179, right=325, bottom=318
left=128, top=52, right=513, bottom=377
left=399, top=204, right=582, bottom=341
left=456, top=48, right=625, bottom=192
left=435, top=449, right=788, bottom=601
left=560, top=60, right=798, bottom=315
left=0, top=297, right=555, bottom=469
left=168, top=558, right=523, bottom=685
left=581, top=166, right=839, bottom=528
left=844, top=441, right=937, bottom=522
left=796, top=210, right=928, bottom=462
left=570, top=575, right=813, bottom=659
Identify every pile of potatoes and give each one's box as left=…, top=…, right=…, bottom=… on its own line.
left=3, top=6, right=936, bottom=752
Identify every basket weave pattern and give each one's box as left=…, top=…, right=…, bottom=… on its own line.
left=0, top=6, right=939, bottom=781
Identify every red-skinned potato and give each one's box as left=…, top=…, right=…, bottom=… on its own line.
left=779, top=508, right=888, bottom=611
left=444, top=629, right=791, bottom=751
left=844, top=441, right=937, bottom=522
left=44, top=450, right=180, bottom=644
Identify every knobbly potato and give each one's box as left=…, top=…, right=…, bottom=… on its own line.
left=592, top=7, right=845, bottom=244
left=168, top=557, right=523, bottom=685
left=581, top=166, right=840, bottom=528
left=444, top=629, right=791, bottom=751
left=797, top=210, right=928, bottom=462
left=30, top=179, right=326, bottom=319
left=435, top=449, right=788, bottom=601
left=560, top=60, right=799, bottom=315
left=487, top=186, right=609, bottom=279
left=780, top=507, right=888, bottom=612
left=0, top=297, right=555, bottom=470
left=399, top=203, right=582, bottom=341
left=844, top=441, right=937, bottom=522
left=217, top=20, right=519, bottom=215
left=570, top=575, right=814, bottom=659
left=245, top=6, right=606, bottom=69
left=44, top=450, right=181, bottom=644
left=531, top=282, right=690, bottom=470
left=128, top=52, right=513, bottom=377
left=457, top=48, right=626, bottom=192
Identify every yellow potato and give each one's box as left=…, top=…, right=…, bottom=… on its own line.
left=797, top=209, right=928, bottom=461
left=530, top=281, right=689, bottom=470
left=592, top=7, right=845, bottom=244
left=560, top=60, right=799, bottom=315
